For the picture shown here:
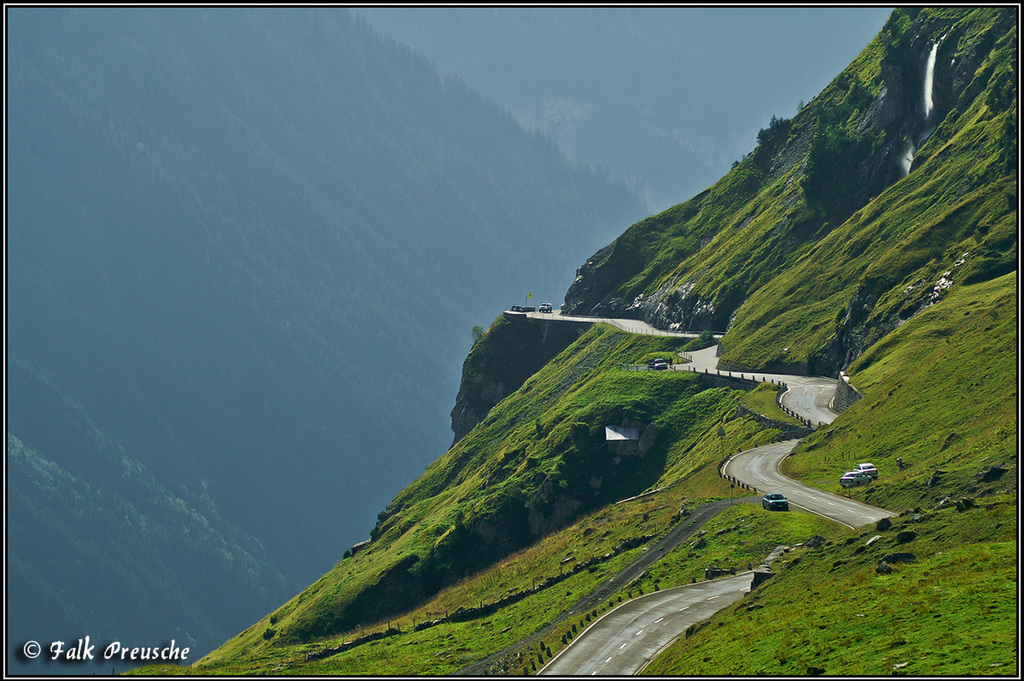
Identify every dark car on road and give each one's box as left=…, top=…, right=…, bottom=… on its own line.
left=762, top=492, right=789, bottom=511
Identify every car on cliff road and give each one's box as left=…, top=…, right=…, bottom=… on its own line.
left=855, top=462, right=879, bottom=479
left=762, top=492, right=789, bottom=511
left=539, top=302, right=553, bottom=313
left=840, top=471, right=873, bottom=488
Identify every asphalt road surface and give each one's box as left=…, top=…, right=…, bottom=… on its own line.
left=540, top=573, right=752, bottom=676
left=722, top=440, right=896, bottom=528
left=679, top=346, right=839, bottom=427
left=523, top=309, right=704, bottom=338
left=775, top=376, right=841, bottom=427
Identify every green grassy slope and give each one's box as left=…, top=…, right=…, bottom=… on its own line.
left=782, top=272, right=1017, bottom=510
left=635, top=10, right=1018, bottom=673
left=644, top=273, right=1017, bottom=677
left=643, top=501, right=1016, bottom=676
left=196, top=323, right=770, bottom=666
left=142, top=490, right=838, bottom=676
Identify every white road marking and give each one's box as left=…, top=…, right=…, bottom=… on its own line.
left=605, top=657, right=613, bottom=664
left=619, top=643, right=628, bottom=650
left=654, top=616, right=664, bottom=623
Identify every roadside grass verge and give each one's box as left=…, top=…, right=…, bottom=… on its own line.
left=739, top=382, right=805, bottom=427
left=643, top=501, right=1017, bottom=676
left=639, top=503, right=840, bottom=590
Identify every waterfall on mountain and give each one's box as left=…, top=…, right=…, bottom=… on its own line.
left=901, top=37, right=943, bottom=178
left=923, top=38, right=942, bottom=121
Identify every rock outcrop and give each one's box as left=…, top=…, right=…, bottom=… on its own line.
left=450, top=315, right=588, bottom=445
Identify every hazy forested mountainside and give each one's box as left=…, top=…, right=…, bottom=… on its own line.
left=357, top=7, right=892, bottom=213
left=5, top=7, right=642, bottom=670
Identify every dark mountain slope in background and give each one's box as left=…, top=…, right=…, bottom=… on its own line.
left=5, top=7, right=642, bottom=670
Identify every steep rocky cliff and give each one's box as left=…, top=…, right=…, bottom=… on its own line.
left=450, top=314, right=590, bottom=444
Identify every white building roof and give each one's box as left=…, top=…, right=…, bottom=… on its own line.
left=605, top=425, right=640, bottom=442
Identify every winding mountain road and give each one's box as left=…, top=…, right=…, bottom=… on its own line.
left=525, top=312, right=838, bottom=427
left=540, top=574, right=752, bottom=676
left=722, top=440, right=895, bottom=529
left=678, top=345, right=840, bottom=427
left=512, top=312, right=895, bottom=675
